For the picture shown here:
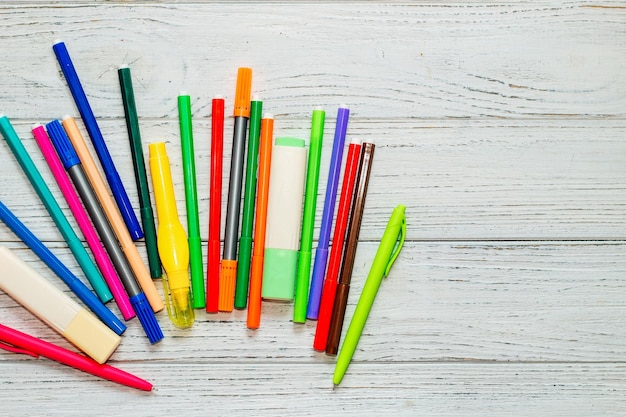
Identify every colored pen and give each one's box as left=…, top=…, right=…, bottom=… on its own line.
left=0, top=201, right=126, bottom=336
left=333, top=205, right=406, bottom=386
left=247, top=114, right=274, bottom=329
left=326, top=142, right=375, bottom=355
left=0, top=115, right=111, bottom=303
left=178, top=93, right=204, bottom=309
left=46, top=120, right=163, bottom=344
left=313, top=139, right=361, bottom=351
left=206, top=96, right=225, bottom=313
left=62, top=116, right=164, bottom=313
left=262, top=137, right=308, bottom=301
left=307, top=106, right=349, bottom=320
left=0, top=247, right=121, bottom=364
left=294, top=108, right=325, bottom=323
left=31, top=125, right=135, bottom=321
left=52, top=40, right=143, bottom=241
left=235, top=97, right=263, bottom=309
left=118, top=65, right=162, bottom=279
left=149, top=142, right=195, bottom=328
left=0, top=323, right=152, bottom=391
left=219, top=67, right=252, bottom=312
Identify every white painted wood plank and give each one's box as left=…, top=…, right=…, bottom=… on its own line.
left=1, top=362, right=625, bottom=417
left=0, top=3, right=624, bottom=119
left=1, top=242, right=624, bottom=363
left=0, top=119, right=623, bottom=241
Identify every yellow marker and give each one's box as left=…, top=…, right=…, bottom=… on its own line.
left=149, top=142, right=194, bottom=328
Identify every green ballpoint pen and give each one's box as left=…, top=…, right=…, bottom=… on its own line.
left=178, top=93, right=205, bottom=309
left=333, top=204, right=406, bottom=386
left=294, top=108, right=325, bottom=323
left=118, top=65, right=162, bottom=280
left=234, top=98, right=263, bottom=309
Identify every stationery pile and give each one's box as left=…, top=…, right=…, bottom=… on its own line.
left=0, top=40, right=406, bottom=390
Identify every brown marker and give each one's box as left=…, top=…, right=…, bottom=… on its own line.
left=326, top=142, right=375, bottom=355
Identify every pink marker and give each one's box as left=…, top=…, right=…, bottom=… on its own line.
left=31, top=125, right=135, bottom=320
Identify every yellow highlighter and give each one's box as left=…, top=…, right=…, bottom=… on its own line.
left=149, top=142, right=194, bottom=328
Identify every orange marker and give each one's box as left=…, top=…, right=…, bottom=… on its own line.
left=247, top=114, right=274, bottom=329
left=62, top=116, right=164, bottom=313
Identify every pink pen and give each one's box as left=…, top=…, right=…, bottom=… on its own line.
left=31, top=125, right=135, bottom=320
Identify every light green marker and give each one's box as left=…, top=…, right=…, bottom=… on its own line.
left=293, top=108, right=325, bottom=323
left=333, top=205, right=406, bottom=386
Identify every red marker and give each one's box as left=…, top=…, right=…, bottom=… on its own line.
left=313, top=139, right=361, bottom=351
left=206, top=97, right=225, bottom=313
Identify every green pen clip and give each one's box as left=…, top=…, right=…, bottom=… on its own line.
left=384, top=213, right=406, bottom=277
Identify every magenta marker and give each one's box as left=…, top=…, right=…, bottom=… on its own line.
left=31, top=125, right=135, bottom=321
left=306, top=106, right=350, bottom=319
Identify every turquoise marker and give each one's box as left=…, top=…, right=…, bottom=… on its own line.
left=0, top=115, right=112, bottom=303
left=294, top=108, right=325, bottom=323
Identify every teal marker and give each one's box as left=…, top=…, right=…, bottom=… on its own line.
left=178, top=93, right=205, bottom=309
left=234, top=98, right=262, bottom=309
left=293, top=108, right=325, bottom=323
left=333, top=205, right=406, bottom=386
left=0, top=115, right=112, bottom=303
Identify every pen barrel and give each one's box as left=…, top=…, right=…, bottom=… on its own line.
left=325, top=282, right=350, bottom=355
left=223, top=116, right=249, bottom=259
left=234, top=235, right=253, bottom=309
left=312, top=275, right=338, bottom=351
left=209, top=97, right=224, bottom=243
left=307, top=247, right=329, bottom=319
left=247, top=254, right=264, bottom=329
left=140, top=205, right=161, bottom=279
left=67, top=165, right=143, bottom=299
left=118, top=66, right=162, bottom=279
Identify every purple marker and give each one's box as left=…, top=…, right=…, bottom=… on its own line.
left=306, top=106, right=350, bottom=319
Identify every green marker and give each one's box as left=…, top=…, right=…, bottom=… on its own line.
left=0, top=115, right=112, bottom=303
left=333, top=205, right=406, bottom=386
left=234, top=98, right=263, bottom=309
left=178, top=93, right=205, bottom=309
left=293, top=108, right=325, bottom=323
left=118, top=65, right=162, bottom=280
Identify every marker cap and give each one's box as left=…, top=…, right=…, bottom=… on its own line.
left=63, top=309, right=122, bottom=364
left=233, top=67, right=252, bottom=118
left=262, top=248, right=299, bottom=301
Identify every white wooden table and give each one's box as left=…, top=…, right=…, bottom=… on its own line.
left=1, top=2, right=625, bottom=416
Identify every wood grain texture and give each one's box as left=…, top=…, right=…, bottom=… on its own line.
left=0, top=1, right=625, bottom=416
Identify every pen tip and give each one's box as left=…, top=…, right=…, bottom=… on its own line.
left=350, top=138, right=362, bottom=145
left=263, top=112, right=274, bottom=119
left=61, top=115, right=72, bottom=122
left=118, top=64, right=129, bottom=70
left=213, top=95, right=224, bottom=100
left=31, top=123, right=43, bottom=131
left=53, top=39, right=63, bottom=46
left=179, top=91, right=189, bottom=97
left=252, top=94, right=261, bottom=102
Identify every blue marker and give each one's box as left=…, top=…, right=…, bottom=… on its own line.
left=0, top=201, right=126, bottom=336
left=52, top=40, right=143, bottom=241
